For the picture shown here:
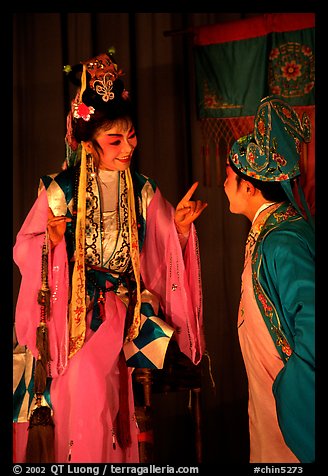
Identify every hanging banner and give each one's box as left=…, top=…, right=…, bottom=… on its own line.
left=193, top=13, right=315, bottom=119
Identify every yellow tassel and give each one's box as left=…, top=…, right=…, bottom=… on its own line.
left=68, top=144, right=87, bottom=358
left=125, top=169, right=141, bottom=342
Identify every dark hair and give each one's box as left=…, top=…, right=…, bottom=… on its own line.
left=229, top=159, right=289, bottom=202
left=72, top=100, right=134, bottom=144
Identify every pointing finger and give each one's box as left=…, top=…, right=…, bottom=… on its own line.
left=180, top=182, right=199, bottom=203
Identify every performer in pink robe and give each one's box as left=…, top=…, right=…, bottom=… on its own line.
left=13, top=50, right=207, bottom=463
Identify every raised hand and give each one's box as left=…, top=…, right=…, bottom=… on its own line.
left=47, top=207, right=72, bottom=248
left=174, top=182, right=208, bottom=235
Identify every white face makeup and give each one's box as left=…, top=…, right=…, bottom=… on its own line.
left=92, top=121, right=137, bottom=171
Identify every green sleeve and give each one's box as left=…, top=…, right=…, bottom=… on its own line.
left=261, top=227, right=315, bottom=462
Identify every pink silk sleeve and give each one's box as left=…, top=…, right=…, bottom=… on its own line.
left=13, top=189, right=69, bottom=377
left=140, top=188, right=205, bottom=365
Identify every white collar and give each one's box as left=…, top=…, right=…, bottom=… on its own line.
left=252, top=202, right=276, bottom=224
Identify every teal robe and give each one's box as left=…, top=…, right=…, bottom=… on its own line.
left=252, top=202, right=315, bottom=462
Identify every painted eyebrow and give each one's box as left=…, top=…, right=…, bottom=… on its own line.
left=107, top=128, right=135, bottom=138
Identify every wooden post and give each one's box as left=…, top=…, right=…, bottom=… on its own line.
left=134, top=368, right=154, bottom=462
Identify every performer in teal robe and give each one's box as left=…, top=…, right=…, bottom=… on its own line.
left=224, top=95, right=315, bottom=463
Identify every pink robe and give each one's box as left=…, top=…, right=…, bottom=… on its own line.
left=13, top=186, right=205, bottom=463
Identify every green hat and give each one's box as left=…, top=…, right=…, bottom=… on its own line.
left=228, top=95, right=314, bottom=228
left=229, top=95, right=311, bottom=182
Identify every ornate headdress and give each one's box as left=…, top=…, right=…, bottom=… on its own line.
left=229, top=95, right=313, bottom=226
left=64, top=49, right=129, bottom=168
left=82, top=53, right=123, bottom=101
